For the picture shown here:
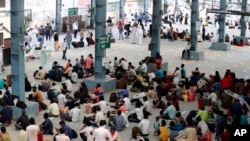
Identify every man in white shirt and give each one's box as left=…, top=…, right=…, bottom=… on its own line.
left=131, top=92, right=146, bottom=105
left=140, top=61, right=148, bottom=73
left=95, top=107, right=106, bottom=126
left=73, top=21, right=78, bottom=38
left=79, top=120, right=93, bottom=141
left=128, top=103, right=143, bottom=123
left=196, top=116, right=209, bottom=135
left=69, top=103, right=81, bottom=122
left=207, top=90, right=218, bottom=105
left=138, top=114, right=150, bottom=136
left=142, top=96, right=152, bottom=116
left=51, top=82, right=61, bottom=95
left=63, top=77, right=72, bottom=92
left=61, top=103, right=80, bottom=123
left=123, top=95, right=131, bottom=111
left=181, top=39, right=191, bottom=59
left=26, top=118, right=40, bottom=141
left=57, top=91, right=67, bottom=107
left=93, top=120, right=112, bottom=141
left=55, top=128, right=70, bottom=141
left=92, top=96, right=107, bottom=114
left=71, top=70, right=78, bottom=83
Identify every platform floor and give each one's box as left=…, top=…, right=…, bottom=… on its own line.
left=2, top=23, right=250, bottom=141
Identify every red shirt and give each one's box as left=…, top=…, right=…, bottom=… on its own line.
left=221, top=130, right=230, bottom=141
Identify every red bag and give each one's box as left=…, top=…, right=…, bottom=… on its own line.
left=37, top=131, right=43, bottom=141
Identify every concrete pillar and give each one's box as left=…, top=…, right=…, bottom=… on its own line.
left=144, top=0, right=146, bottom=12
left=10, top=0, right=25, bottom=101
left=175, top=0, right=178, bottom=11
left=241, top=0, right=247, bottom=37
left=218, top=0, right=226, bottom=43
left=119, top=0, right=125, bottom=19
left=151, top=0, right=162, bottom=57
left=94, top=0, right=106, bottom=79
left=190, top=0, right=198, bottom=51
left=90, top=0, right=95, bottom=28
left=83, top=0, right=116, bottom=92
left=55, top=0, right=62, bottom=32
left=209, top=0, right=230, bottom=51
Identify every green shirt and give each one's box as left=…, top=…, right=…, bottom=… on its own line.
left=195, top=110, right=209, bottom=122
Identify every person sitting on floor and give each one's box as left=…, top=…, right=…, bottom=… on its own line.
left=0, top=102, right=12, bottom=126
left=40, top=113, right=54, bottom=135
left=35, top=66, right=46, bottom=79
left=15, top=109, right=29, bottom=130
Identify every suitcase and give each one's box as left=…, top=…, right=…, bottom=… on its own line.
left=71, top=41, right=79, bottom=48
left=109, top=92, right=117, bottom=102
left=78, top=41, right=84, bottom=47
left=37, top=131, right=43, bottom=141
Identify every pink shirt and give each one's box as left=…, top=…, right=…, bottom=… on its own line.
left=85, top=57, right=93, bottom=69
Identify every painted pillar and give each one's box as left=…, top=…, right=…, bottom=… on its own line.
left=218, top=0, right=226, bottom=43
left=144, top=0, right=146, bottom=12
left=90, top=0, right=95, bottom=28
left=175, top=0, right=178, bottom=11
left=151, top=0, right=162, bottom=57
left=190, top=0, right=198, bottom=51
left=55, top=0, right=62, bottom=32
left=119, top=0, right=125, bottom=19
left=10, top=0, right=25, bottom=101
left=94, top=0, right=106, bottom=79
left=241, top=0, right=247, bottom=37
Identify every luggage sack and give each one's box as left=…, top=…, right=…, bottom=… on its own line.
left=78, top=41, right=84, bottom=47
left=71, top=41, right=79, bottom=48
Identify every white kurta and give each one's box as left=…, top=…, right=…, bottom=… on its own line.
left=137, top=27, right=143, bottom=45
left=131, top=27, right=137, bottom=44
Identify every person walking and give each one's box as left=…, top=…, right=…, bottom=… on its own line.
left=118, top=21, right=124, bottom=40
left=73, top=21, right=78, bottom=38
left=26, top=118, right=40, bottom=141
left=62, top=38, right=67, bottom=60
left=65, top=31, right=72, bottom=49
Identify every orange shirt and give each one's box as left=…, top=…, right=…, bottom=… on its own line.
left=32, top=89, right=44, bottom=102
left=119, top=105, right=126, bottom=113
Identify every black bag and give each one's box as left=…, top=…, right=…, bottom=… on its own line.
left=39, top=102, right=47, bottom=110
left=33, top=70, right=39, bottom=77
left=71, top=129, right=78, bottom=138
left=109, top=92, right=117, bottom=102
left=47, top=89, right=56, bottom=101
left=78, top=41, right=84, bottom=47
left=16, top=101, right=27, bottom=109
left=71, top=41, right=79, bottom=48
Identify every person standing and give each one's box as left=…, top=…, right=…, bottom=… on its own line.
left=45, top=23, right=52, bottom=41
left=51, top=21, right=55, bottom=36
left=181, top=39, right=191, bottom=59
left=118, top=21, right=124, bottom=40
left=65, top=31, right=72, bottom=49
left=26, top=118, right=40, bottom=141
left=137, top=25, right=143, bottom=45
left=62, top=38, right=67, bottom=60
left=73, top=21, right=78, bottom=38
left=184, top=13, right=188, bottom=25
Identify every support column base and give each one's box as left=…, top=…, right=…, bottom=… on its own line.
left=83, top=77, right=117, bottom=92
left=12, top=101, right=39, bottom=120
left=147, top=62, right=168, bottom=72
left=183, top=51, right=204, bottom=60
left=209, top=42, right=231, bottom=51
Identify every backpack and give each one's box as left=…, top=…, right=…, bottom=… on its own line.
left=71, top=129, right=78, bottom=138
left=16, top=100, right=27, bottom=109
left=109, top=92, right=117, bottom=102
left=47, top=89, right=56, bottom=101
left=39, top=102, right=47, bottom=110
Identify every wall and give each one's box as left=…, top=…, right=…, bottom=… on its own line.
left=0, top=16, right=10, bottom=39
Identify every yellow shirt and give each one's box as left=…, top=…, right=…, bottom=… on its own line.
left=159, top=126, right=169, bottom=141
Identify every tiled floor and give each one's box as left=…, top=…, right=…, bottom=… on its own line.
left=2, top=23, right=250, bottom=141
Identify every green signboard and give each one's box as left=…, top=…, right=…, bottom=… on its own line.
left=68, top=8, right=78, bottom=16
left=100, top=36, right=111, bottom=49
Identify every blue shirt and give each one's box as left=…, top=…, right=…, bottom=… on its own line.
left=0, top=79, right=5, bottom=89
left=117, top=89, right=129, bottom=98
left=155, top=69, right=163, bottom=78
left=63, top=125, right=73, bottom=139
